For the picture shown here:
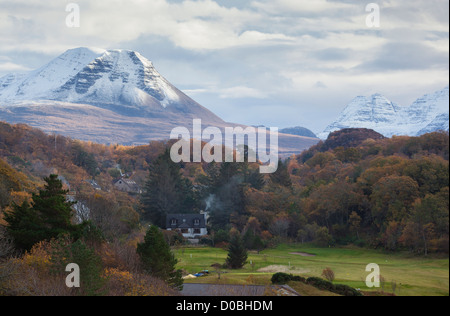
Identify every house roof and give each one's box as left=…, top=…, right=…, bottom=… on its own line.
left=166, top=214, right=206, bottom=229
left=115, top=178, right=137, bottom=185
left=178, top=222, right=192, bottom=229
left=114, top=178, right=140, bottom=191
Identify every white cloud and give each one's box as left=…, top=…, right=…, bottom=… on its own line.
left=0, top=0, right=293, bottom=53
left=182, top=88, right=209, bottom=96
left=0, top=0, right=447, bottom=132
left=251, top=0, right=354, bottom=14
left=0, top=61, right=31, bottom=73
left=219, top=86, right=268, bottom=99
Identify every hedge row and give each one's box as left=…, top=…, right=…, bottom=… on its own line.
left=271, top=272, right=306, bottom=284
left=271, top=273, right=363, bottom=297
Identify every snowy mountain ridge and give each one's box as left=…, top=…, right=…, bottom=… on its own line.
left=0, top=47, right=189, bottom=112
left=0, top=47, right=320, bottom=155
left=318, top=86, right=449, bottom=139
left=0, top=48, right=105, bottom=101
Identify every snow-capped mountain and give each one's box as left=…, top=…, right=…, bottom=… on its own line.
left=0, top=47, right=222, bottom=121
left=0, top=48, right=105, bottom=101
left=401, top=86, right=449, bottom=134
left=318, top=87, right=449, bottom=139
left=0, top=47, right=319, bottom=154
left=417, top=113, right=450, bottom=136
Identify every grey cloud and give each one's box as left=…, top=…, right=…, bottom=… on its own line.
left=313, top=47, right=355, bottom=61
left=314, top=81, right=327, bottom=89
left=356, top=41, right=449, bottom=72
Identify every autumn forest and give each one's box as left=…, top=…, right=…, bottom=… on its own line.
left=0, top=121, right=448, bottom=295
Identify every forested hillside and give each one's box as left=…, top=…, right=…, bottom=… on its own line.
left=292, top=129, right=449, bottom=254
left=1, top=122, right=448, bottom=254
left=0, top=121, right=448, bottom=295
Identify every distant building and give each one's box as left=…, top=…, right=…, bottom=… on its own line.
left=166, top=213, right=208, bottom=239
left=113, top=178, right=141, bottom=194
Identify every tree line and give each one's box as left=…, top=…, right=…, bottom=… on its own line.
left=1, top=122, right=448, bottom=256
left=141, top=129, right=449, bottom=255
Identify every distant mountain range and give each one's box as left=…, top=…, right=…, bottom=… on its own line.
left=253, top=125, right=318, bottom=139
left=279, top=126, right=318, bottom=138
left=0, top=47, right=446, bottom=154
left=0, top=47, right=318, bottom=155
left=318, top=87, right=449, bottom=139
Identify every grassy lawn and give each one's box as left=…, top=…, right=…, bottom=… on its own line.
left=174, top=243, right=449, bottom=296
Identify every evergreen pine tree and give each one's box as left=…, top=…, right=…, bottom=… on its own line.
left=4, top=174, right=79, bottom=251
left=137, top=225, right=183, bottom=290
left=50, top=238, right=106, bottom=296
left=217, top=162, right=241, bottom=187
left=243, top=228, right=265, bottom=252
left=269, top=159, right=292, bottom=188
left=245, top=167, right=265, bottom=190
left=31, top=174, right=77, bottom=234
left=3, top=200, right=40, bottom=251
left=226, top=233, right=248, bottom=269
left=196, top=162, right=220, bottom=197
left=141, top=149, right=196, bottom=227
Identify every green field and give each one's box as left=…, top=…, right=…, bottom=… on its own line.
left=174, top=244, right=449, bottom=296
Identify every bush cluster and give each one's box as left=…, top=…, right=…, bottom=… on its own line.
left=271, top=272, right=362, bottom=297
left=271, top=272, right=306, bottom=284
left=306, top=277, right=362, bottom=296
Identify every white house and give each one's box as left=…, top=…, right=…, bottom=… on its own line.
left=166, top=213, right=208, bottom=239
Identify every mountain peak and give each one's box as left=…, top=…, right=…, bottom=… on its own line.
left=65, top=46, right=107, bottom=55
left=0, top=47, right=105, bottom=101
left=0, top=46, right=227, bottom=128
left=318, top=86, right=449, bottom=139
left=98, top=49, right=153, bottom=67
left=0, top=47, right=187, bottom=111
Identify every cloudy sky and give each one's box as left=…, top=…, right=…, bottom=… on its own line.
left=0, top=0, right=448, bottom=133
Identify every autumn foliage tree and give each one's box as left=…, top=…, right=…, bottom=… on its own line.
left=321, top=267, right=335, bottom=282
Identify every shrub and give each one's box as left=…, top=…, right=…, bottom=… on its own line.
left=271, top=272, right=292, bottom=284
left=271, top=272, right=306, bottom=284
left=334, top=284, right=363, bottom=297
left=290, top=275, right=307, bottom=283
left=306, top=277, right=363, bottom=296
left=199, top=237, right=213, bottom=246
left=103, top=268, right=179, bottom=296
left=321, top=267, right=335, bottom=282
left=307, top=277, right=335, bottom=291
